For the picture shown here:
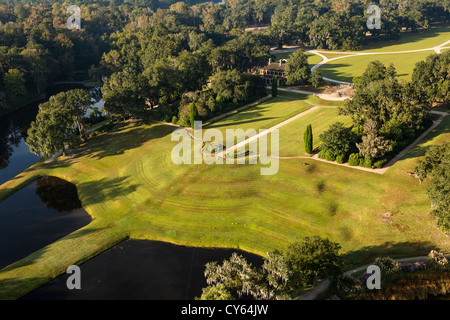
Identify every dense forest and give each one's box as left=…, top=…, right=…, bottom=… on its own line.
left=0, top=0, right=448, bottom=117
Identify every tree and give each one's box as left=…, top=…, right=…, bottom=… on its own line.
left=415, top=142, right=450, bottom=230
left=251, top=251, right=292, bottom=300
left=285, top=49, right=311, bottom=86
left=103, top=70, right=147, bottom=118
left=356, top=120, right=392, bottom=160
left=310, top=68, right=322, bottom=88
left=412, top=51, right=449, bottom=104
left=26, top=105, right=81, bottom=157
left=203, top=252, right=258, bottom=299
left=319, top=122, right=356, bottom=158
left=40, top=89, right=92, bottom=141
left=303, top=124, right=313, bottom=154
left=189, top=102, right=198, bottom=129
left=4, top=68, right=26, bottom=97
left=271, top=75, right=277, bottom=97
left=284, top=236, right=343, bottom=287
left=198, top=284, right=235, bottom=300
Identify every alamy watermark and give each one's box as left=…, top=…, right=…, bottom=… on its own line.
left=367, top=5, right=381, bottom=30
left=66, top=265, right=81, bottom=290
left=365, top=265, right=381, bottom=290
left=67, top=5, right=81, bottom=30
left=171, top=121, right=279, bottom=175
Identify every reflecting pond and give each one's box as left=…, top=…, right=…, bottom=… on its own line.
left=0, top=176, right=91, bottom=269
left=24, top=239, right=264, bottom=300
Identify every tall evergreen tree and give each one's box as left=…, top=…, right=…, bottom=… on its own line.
left=190, top=102, right=198, bottom=129
left=304, top=124, right=313, bottom=154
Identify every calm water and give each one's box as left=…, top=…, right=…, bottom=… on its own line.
left=23, top=239, right=264, bottom=300
left=0, top=176, right=91, bottom=269
left=0, top=85, right=102, bottom=186
left=0, top=103, right=40, bottom=185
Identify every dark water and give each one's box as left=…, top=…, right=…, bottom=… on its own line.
left=23, top=239, right=264, bottom=300
left=0, top=176, right=91, bottom=270
left=0, top=84, right=102, bottom=186
left=0, top=103, right=40, bottom=185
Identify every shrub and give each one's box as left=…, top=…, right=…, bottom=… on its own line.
left=374, top=257, right=401, bottom=283
left=325, top=150, right=336, bottom=161
left=336, top=154, right=346, bottom=164
left=348, top=153, right=360, bottom=166
left=363, top=154, right=372, bottom=168
left=172, top=116, right=178, bottom=124
left=318, top=150, right=326, bottom=159
left=400, top=261, right=427, bottom=273
left=373, top=159, right=387, bottom=169
left=163, top=115, right=171, bottom=123
left=330, top=274, right=361, bottom=299
left=358, top=158, right=365, bottom=167
left=428, top=250, right=448, bottom=270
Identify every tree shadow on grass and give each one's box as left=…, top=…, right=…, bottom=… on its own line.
left=205, top=108, right=268, bottom=129
left=392, top=122, right=450, bottom=163
left=72, top=122, right=173, bottom=160
left=319, top=63, right=353, bottom=82
left=77, top=176, right=139, bottom=207
left=342, top=241, right=439, bottom=269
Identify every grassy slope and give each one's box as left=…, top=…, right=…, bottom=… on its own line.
left=0, top=97, right=449, bottom=299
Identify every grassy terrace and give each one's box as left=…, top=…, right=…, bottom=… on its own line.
left=319, top=50, right=434, bottom=82
left=0, top=96, right=449, bottom=299
left=313, top=26, right=450, bottom=83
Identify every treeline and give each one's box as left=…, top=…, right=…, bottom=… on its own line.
left=0, top=1, right=130, bottom=115
left=1, top=0, right=448, bottom=117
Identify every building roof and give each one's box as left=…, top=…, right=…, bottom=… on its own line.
left=261, top=60, right=286, bottom=71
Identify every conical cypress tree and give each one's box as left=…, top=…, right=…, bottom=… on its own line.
left=272, top=76, right=278, bottom=97
left=190, top=102, right=198, bottom=129
left=304, top=124, right=313, bottom=154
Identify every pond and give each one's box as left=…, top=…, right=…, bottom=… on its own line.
left=0, top=176, right=91, bottom=270
left=0, top=84, right=103, bottom=186
left=23, top=239, right=264, bottom=300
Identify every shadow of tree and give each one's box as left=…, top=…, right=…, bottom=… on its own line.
left=77, top=177, right=138, bottom=207
left=342, top=241, right=438, bottom=269
left=72, top=122, right=172, bottom=160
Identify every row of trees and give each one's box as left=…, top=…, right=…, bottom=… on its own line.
left=198, top=236, right=343, bottom=300
left=0, top=1, right=129, bottom=115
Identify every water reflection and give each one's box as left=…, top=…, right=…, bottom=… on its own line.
left=35, top=176, right=83, bottom=212
left=0, top=176, right=91, bottom=269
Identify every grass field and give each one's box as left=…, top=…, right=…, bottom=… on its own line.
left=319, top=50, right=434, bottom=82
left=358, top=25, right=450, bottom=53
left=275, top=107, right=352, bottom=157
left=0, top=95, right=449, bottom=299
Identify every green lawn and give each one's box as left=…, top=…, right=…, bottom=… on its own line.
left=0, top=97, right=449, bottom=299
left=319, top=50, right=434, bottom=82
left=205, top=97, right=312, bottom=143
left=276, top=107, right=352, bottom=157
left=359, top=25, right=450, bottom=53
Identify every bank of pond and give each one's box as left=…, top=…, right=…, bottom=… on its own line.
left=0, top=176, right=263, bottom=299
